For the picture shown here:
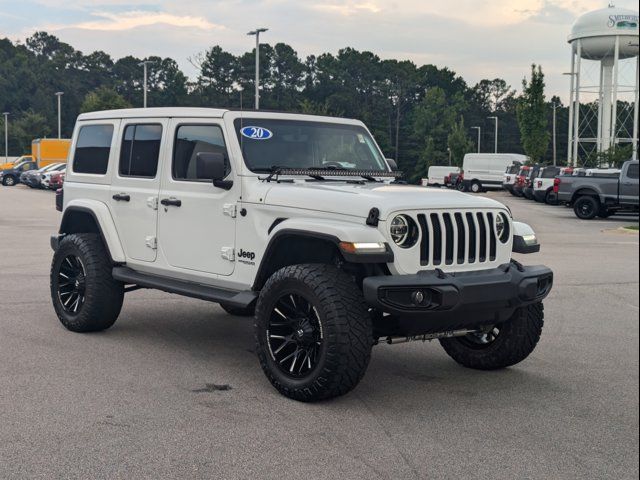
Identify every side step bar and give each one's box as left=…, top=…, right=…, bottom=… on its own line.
left=112, top=266, right=258, bottom=309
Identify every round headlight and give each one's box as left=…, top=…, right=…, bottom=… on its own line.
left=495, top=213, right=510, bottom=243
left=390, top=215, right=418, bottom=248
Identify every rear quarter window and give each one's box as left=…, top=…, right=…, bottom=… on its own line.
left=73, top=125, right=114, bottom=175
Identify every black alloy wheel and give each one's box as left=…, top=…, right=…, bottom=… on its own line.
left=266, top=292, right=323, bottom=378
left=57, top=254, right=87, bottom=315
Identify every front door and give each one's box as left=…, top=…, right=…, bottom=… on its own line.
left=157, top=120, right=237, bottom=276
left=620, top=162, right=639, bottom=206
left=110, top=120, right=166, bottom=262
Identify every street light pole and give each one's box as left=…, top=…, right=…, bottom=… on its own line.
left=55, top=92, right=64, bottom=139
left=2, top=112, right=8, bottom=162
left=247, top=28, right=269, bottom=110
left=487, top=116, right=498, bottom=153
left=138, top=60, right=153, bottom=108
left=552, top=102, right=558, bottom=166
left=471, top=126, right=481, bottom=153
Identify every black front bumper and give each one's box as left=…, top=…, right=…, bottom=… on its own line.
left=363, top=264, right=553, bottom=335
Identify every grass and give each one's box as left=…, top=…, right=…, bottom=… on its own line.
left=624, top=225, right=639, bottom=231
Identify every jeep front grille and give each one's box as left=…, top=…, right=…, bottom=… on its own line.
left=417, top=211, right=497, bottom=266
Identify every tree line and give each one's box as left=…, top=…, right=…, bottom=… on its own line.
left=1, top=31, right=591, bottom=179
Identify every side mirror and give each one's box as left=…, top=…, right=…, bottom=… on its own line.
left=196, top=152, right=233, bottom=190
left=386, top=158, right=398, bottom=171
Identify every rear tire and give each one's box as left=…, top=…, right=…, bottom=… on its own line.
left=573, top=196, right=599, bottom=220
left=470, top=181, right=482, bottom=193
left=255, top=264, right=373, bottom=402
left=440, top=303, right=544, bottom=370
left=50, top=233, right=124, bottom=332
left=545, top=189, right=557, bottom=205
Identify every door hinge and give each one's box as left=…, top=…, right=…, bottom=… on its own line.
left=221, top=247, right=235, bottom=261
left=147, top=196, right=158, bottom=210
left=145, top=236, right=157, bottom=250
left=223, top=203, right=237, bottom=218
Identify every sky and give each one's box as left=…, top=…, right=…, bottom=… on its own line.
left=1, top=0, right=638, bottom=99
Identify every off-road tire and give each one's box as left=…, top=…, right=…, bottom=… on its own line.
left=574, top=196, right=599, bottom=220
left=2, top=175, right=16, bottom=186
left=50, top=233, right=124, bottom=332
left=545, top=189, right=557, bottom=205
left=255, top=264, right=373, bottom=402
left=220, top=303, right=255, bottom=317
left=439, top=303, right=544, bottom=370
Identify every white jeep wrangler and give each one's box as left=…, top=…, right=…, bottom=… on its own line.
left=50, top=108, right=553, bottom=402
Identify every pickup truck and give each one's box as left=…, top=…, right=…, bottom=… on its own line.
left=555, top=160, right=639, bottom=219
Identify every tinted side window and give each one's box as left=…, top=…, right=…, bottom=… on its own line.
left=119, top=124, right=162, bottom=177
left=627, top=163, right=639, bottom=179
left=173, top=125, right=229, bottom=181
left=73, top=125, right=114, bottom=174
left=541, top=167, right=560, bottom=178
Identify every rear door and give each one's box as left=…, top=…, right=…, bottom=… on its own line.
left=619, top=162, right=639, bottom=206
left=109, top=119, right=166, bottom=263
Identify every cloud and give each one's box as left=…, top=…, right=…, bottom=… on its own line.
left=44, top=10, right=223, bottom=32
left=311, top=1, right=381, bottom=16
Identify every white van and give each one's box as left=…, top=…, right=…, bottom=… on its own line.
left=462, top=153, right=529, bottom=193
left=424, top=166, right=460, bottom=187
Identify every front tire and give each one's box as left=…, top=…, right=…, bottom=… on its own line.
left=50, top=233, right=124, bottom=332
left=440, top=303, right=544, bottom=370
left=574, top=196, right=599, bottom=220
left=255, top=264, right=373, bottom=402
left=2, top=175, right=16, bottom=186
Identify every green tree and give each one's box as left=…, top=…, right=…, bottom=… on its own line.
left=447, top=116, right=474, bottom=166
left=517, top=64, right=550, bottom=162
left=81, top=87, right=130, bottom=113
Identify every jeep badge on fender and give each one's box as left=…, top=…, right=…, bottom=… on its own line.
left=49, top=107, right=552, bottom=402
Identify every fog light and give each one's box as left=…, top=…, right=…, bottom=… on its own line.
left=411, top=290, right=431, bottom=306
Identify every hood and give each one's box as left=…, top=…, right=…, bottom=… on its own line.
left=263, top=181, right=507, bottom=220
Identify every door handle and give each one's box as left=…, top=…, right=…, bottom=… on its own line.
left=112, top=193, right=130, bottom=202
left=160, top=197, right=182, bottom=207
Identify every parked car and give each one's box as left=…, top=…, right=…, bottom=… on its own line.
left=424, top=166, right=460, bottom=187
left=42, top=168, right=66, bottom=189
left=49, top=107, right=552, bottom=402
left=522, top=165, right=542, bottom=200
left=512, top=166, right=531, bottom=197
left=503, top=163, right=523, bottom=195
left=0, top=159, right=38, bottom=186
left=555, top=160, right=639, bottom=219
left=0, top=154, right=33, bottom=171
left=532, top=166, right=571, bottom=204
left=20, top=163, right=65, bottom=188
left=47, top=170, right=66, bottom=190
left=461, top=153, right=528, bottom=193
left=444, top=171, right=464, bottom=190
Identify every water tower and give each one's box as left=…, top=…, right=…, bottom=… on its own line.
left=567, top=4, right=639, bottom=166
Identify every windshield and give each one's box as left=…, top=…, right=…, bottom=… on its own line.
left=234, top=119, right=388, bottom=173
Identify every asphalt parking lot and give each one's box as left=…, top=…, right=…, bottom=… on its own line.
left=1, top=185, right=638, bottom=480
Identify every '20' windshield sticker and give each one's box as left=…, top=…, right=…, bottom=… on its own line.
left=240, top=126, right=273, bottom=140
